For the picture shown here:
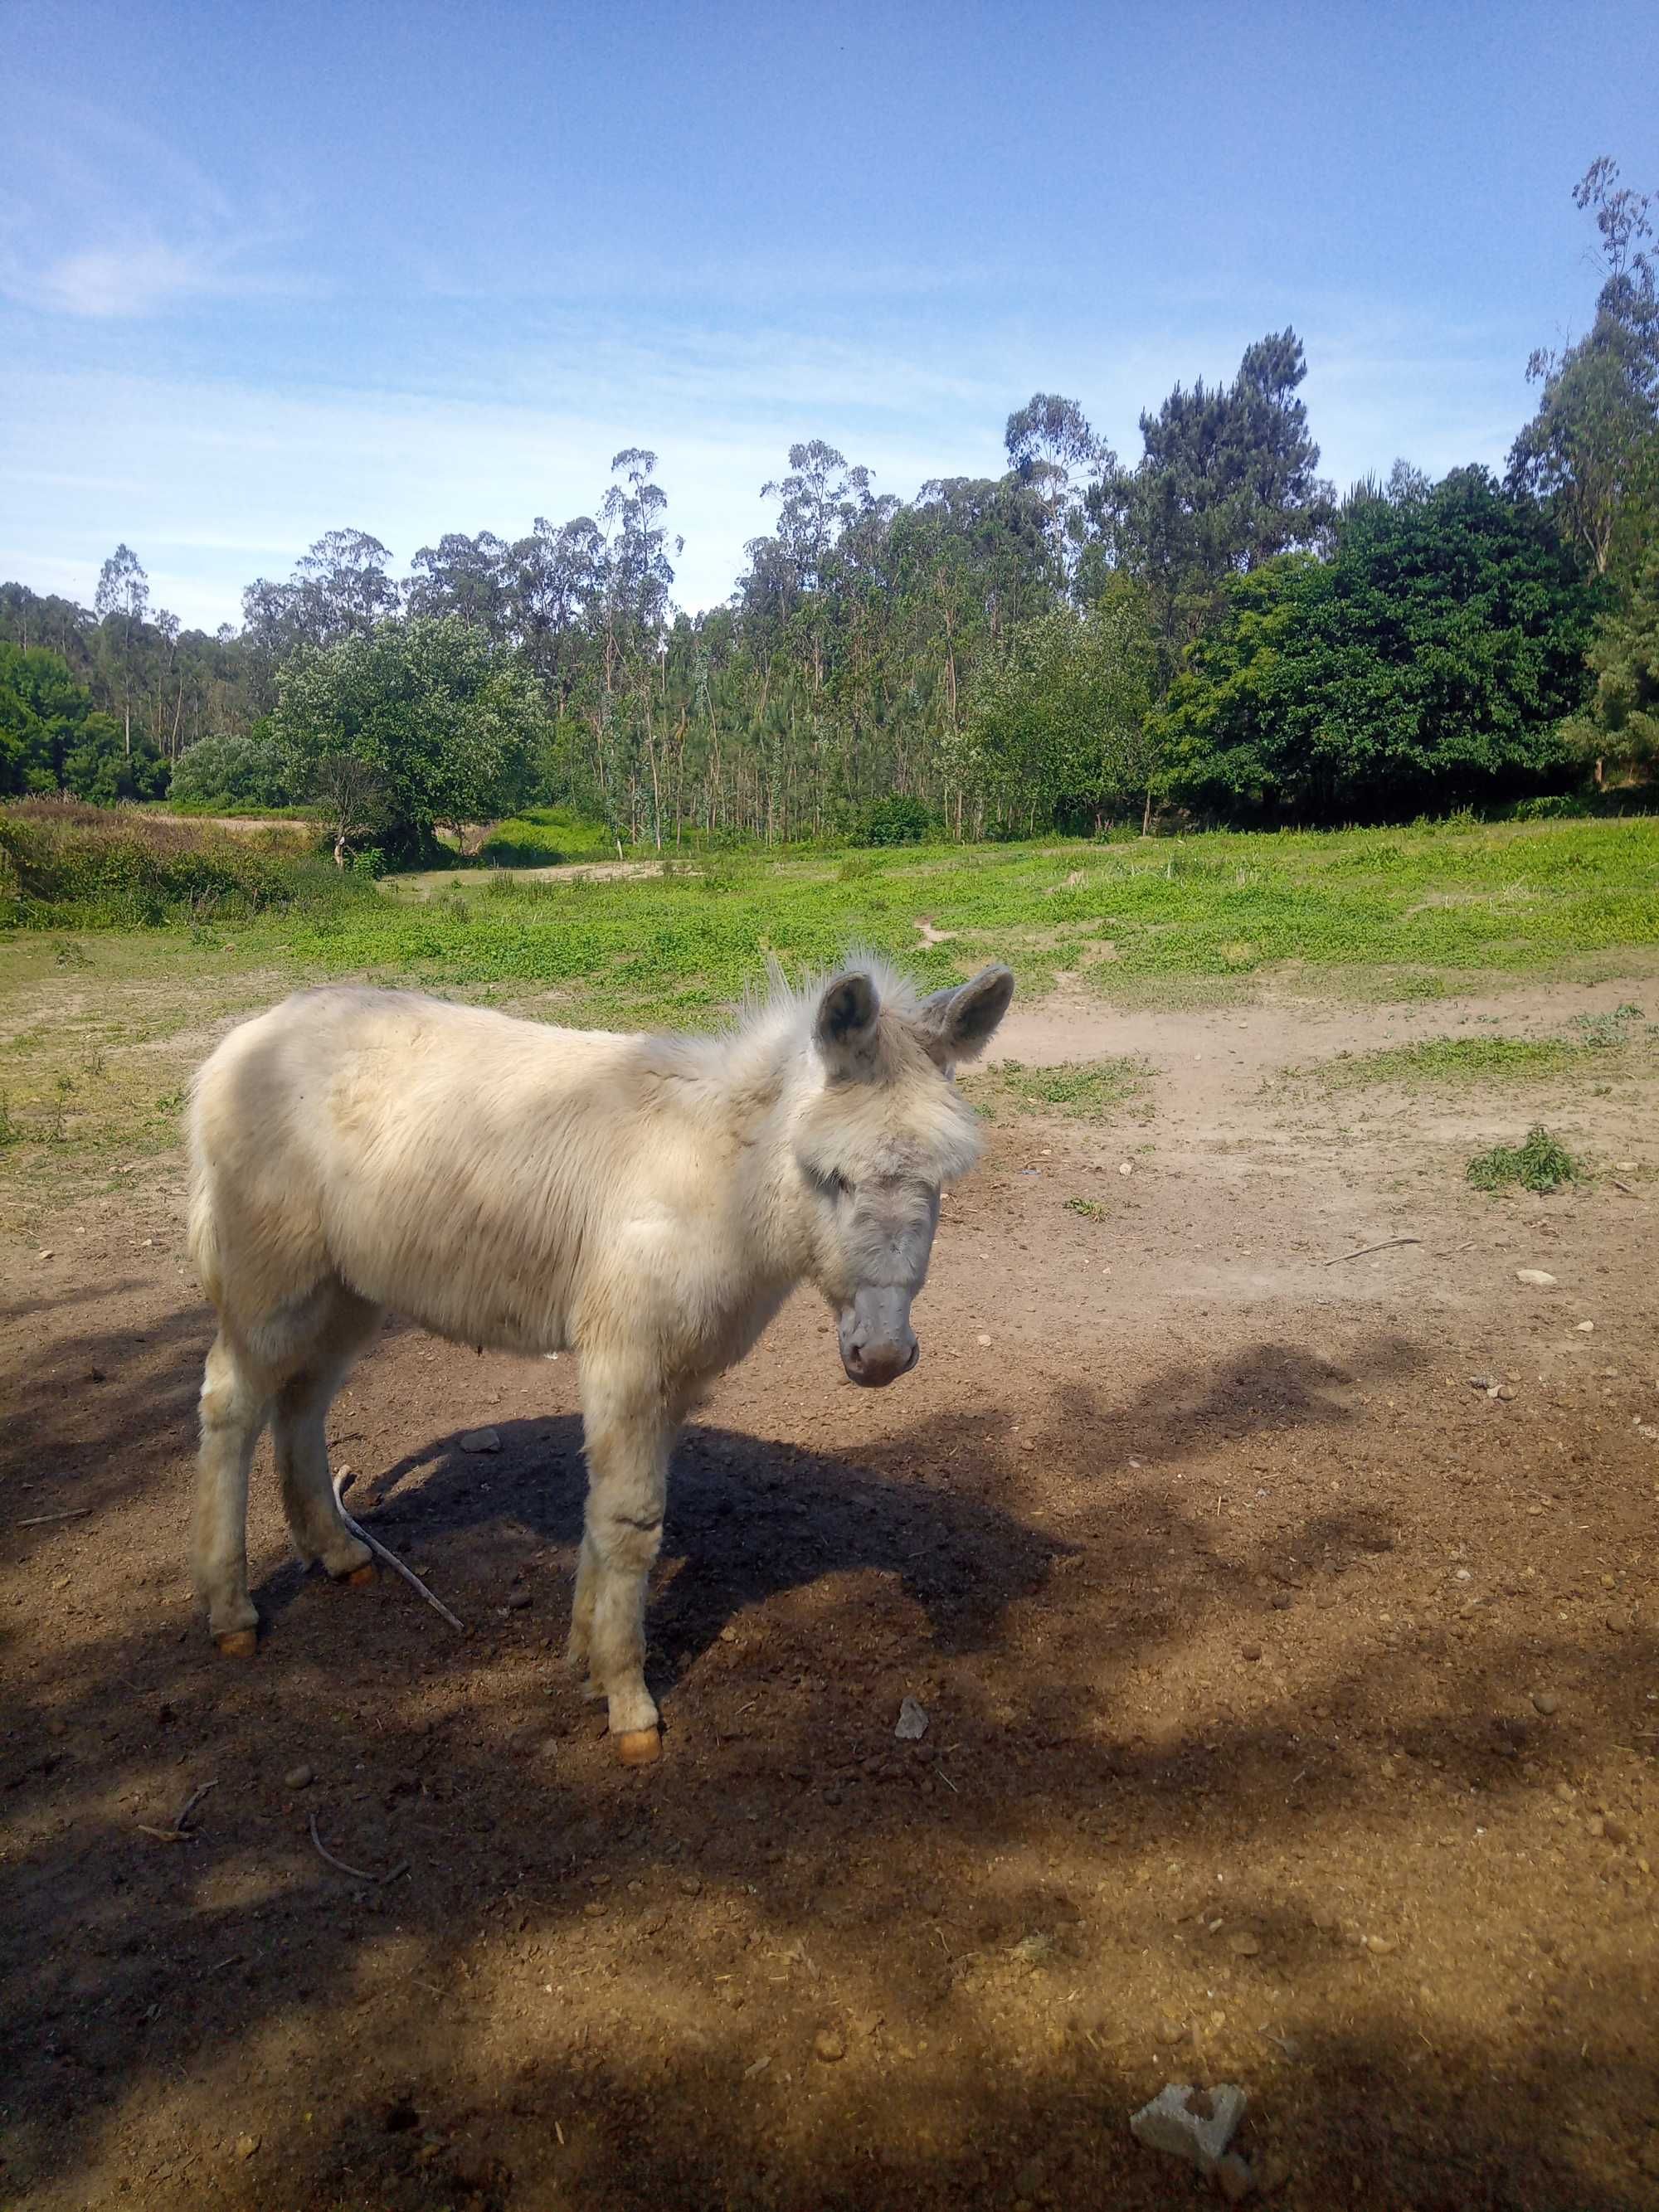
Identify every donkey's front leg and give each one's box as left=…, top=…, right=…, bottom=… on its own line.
left=570, top=1370, right=678, bottom=1766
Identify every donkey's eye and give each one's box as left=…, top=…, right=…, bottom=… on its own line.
left=815, top=1167, right=854, bottom=1200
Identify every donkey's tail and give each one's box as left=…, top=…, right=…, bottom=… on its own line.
left=184, top=1067, right=224, bottom=1310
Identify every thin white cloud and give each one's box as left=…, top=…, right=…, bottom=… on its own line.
left=31, top=241, right=220, bottom=320
left=0, top=357, right=998, bottom=625
left=0, top=282, right=1536, bottom=632
left=0, top=94, right=302, bottom=318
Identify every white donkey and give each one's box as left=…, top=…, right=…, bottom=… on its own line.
left=187, top=959, right=1013, bottom=1763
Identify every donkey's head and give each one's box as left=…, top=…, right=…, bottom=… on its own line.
left=793, top=962, right=1014, bottom=1386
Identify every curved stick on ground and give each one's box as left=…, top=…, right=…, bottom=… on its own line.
left=308, top=1811, right=409, bottom=1884
left=1322, top=1234, right=1422, bottom=1266
left=331, top=1475, right=465, bottom=1633
left=137, top=1777, right=218, bottom=1843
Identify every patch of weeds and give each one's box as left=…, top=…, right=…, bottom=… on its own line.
left=43, top=1071, right=75, bottom=1143
left=1295, top=1035, right=1588, bottom=1089
left=1466, top=1126, right=1582, bottom=1195
left=1064, top=1196, right=1107, bottom=1221
left=969, top=1056, right=1149, bottom=1121
left=1570, top=1003, right=1643, bottom=1048
left=52, top=936, right=91, bottom=970
left=0, top=1096, right=17, bottom=1148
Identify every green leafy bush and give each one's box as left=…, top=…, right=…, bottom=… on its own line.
left=477, top=807, right=616, bottom=866
left=1156, top=469, right=1597, bottom=822
left=850, top=795, right=937, bottom=847
left=1465, top=1125, right=1582, bottom=1194
left=0, top=640, right=170, bottom=805
left=272, top=616, right=548, bottom=850
left=169, top=729, right=294, bottom=810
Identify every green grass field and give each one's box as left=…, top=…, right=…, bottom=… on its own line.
left=2, top=811, right=1658, bottom=1204
left=238, top=815, right=1659, bottom=1011
left=14, top=813, right=1659, bottom=1011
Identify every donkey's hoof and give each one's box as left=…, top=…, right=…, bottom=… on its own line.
left=215, top=1628, right=257, bottom=1658
left=613, top=1727, right=662, bottom=1767
left=345, top=1563, right=377, bottom=1587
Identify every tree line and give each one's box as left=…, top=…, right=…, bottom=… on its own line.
left=2, top=159, right=1654, bottom=850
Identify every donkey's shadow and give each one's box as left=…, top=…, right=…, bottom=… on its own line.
left=280, top=1411, right=1072, bottom=1687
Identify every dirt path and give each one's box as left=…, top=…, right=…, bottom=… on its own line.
left=2, top=977, right=1657, bottom=2210
left=385, top=858, right=668, bottom=898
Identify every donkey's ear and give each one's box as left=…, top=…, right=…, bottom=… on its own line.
left=815, top=971, right=881, bottom=1077
left=916, top=964, right=1014, bottom=1069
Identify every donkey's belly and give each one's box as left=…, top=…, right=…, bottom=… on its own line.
left=417, top=1299, right=571, bottom=1358
left=324, top=1198, right=577, bottom=1360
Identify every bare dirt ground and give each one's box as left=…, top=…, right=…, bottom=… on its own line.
left=385, top=859, right=668, bottom=898
left=3, top=973, right=1658, bottom=2211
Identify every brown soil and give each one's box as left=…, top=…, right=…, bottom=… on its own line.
left=3, top=977, right=1658, bottom=2211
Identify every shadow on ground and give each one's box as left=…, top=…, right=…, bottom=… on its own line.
left=2, top=1302, right=1656, bottom=2210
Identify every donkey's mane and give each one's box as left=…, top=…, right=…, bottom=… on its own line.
left=643, top=952, right=934, bottom=1090
left=738, top=950, right=927, bottom=1046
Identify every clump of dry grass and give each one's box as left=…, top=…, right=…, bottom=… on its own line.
left=0, top=800, right=328, bottom=926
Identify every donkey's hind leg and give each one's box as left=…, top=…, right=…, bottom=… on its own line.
left=192, top=1330, right=275, bottom=1653
left=274, top=1286, right=383, bottom=1582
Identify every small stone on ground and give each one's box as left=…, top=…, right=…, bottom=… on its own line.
left=1129, top=2082, right=1247, bottom=2173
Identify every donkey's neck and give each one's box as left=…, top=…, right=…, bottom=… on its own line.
left=670, top=1013, right=820, bottom=1287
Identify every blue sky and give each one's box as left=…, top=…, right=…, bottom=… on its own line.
left=2, top=0, right=1654, bottom=631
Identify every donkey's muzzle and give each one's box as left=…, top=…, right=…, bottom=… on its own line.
left=842, top=1336, right=919, bottom=1388
left=839, top=1293, right=920, bottom=1388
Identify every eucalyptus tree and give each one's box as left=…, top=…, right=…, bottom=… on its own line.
left=506, top=514, right=606, bottom=709
left=1509, top=158, right=1658, bottom=584
left=964, top=587, right=1160, bottom=835
left=94, top=542, right=151, bottom=756
left=1004, top=392, right=1111, bottom=571
left=406, top=532, right=513, bottom=635
left=294, top=528, right=401, bottom=642
left=241, top=528, right=401, bottom=708
left=1562, top=543, right=1659, bottom=783
left=596, top=449, right=680, bottom=843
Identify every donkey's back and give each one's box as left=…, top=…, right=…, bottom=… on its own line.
left=190, top=984, right=648, bottom=1357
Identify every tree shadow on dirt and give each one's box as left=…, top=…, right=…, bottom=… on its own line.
left=3, top=1305, right=1657, bottom=2209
